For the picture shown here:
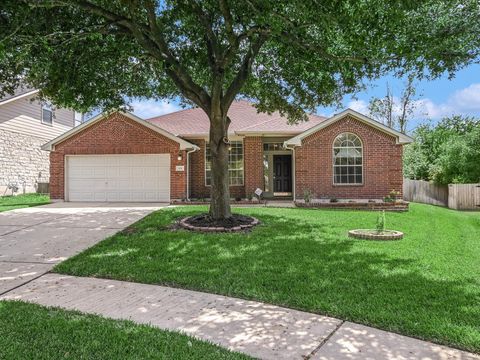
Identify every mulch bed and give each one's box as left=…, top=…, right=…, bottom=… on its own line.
left=179, top=213, right=260, bottom=232
left=295, top=201, right=409, bottom=211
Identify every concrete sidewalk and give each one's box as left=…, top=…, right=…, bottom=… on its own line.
left=2, top=273, right=477, bottom=360
left=0, top=202, right=165, bottom=295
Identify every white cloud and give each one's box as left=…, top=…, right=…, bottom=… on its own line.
left=448, top=83, right=480, bottom=112
left=409, top=83, right=480, bottom=119
left=130, top=99, right=181, bottom=119
left=346, top=99, right=369, bottom=114
left=346, top=83, right=480, bottom=121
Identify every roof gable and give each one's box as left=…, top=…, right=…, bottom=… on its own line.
left=284, top=109, right=413, bottom=146
left=41, top=111, right=199, bottom=151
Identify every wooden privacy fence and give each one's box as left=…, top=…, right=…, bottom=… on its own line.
left=403, top=179, right=480, bottom=210
left=403, top=179, right=449, bottom=207
left=448, top=184, right=480, bottom=210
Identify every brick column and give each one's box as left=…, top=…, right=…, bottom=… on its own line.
left=243, top=137, right=264, bottom=197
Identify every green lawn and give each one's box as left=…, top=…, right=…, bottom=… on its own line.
left=0, top=301, right=250, bottom=359
left=0, top=193, right=50, bottom=212
left=54, top=203, right=480, bottom=353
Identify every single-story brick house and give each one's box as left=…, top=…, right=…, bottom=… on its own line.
left=42, top=101, right=412, bottom=202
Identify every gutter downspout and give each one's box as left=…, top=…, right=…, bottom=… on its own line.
left=186, top=147, right=198, bottom=201
left=284, top=144, right=297, bottom=201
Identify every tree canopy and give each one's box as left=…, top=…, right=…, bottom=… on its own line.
left=404, top=116, right=480, bottom=184
left=1, top=0, right=480, bottom=218
left=1, top=0, right=479, bottom=119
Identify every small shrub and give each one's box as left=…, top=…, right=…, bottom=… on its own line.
left=384, top=196, right=394, bottom=203
left=376, top=210, right=386, bottom=233
left=247, top=193, right=253, bottom=201
left=330, top=198, right=338, bottom=203
left=235, top=197, right=242, bottom=202
left=389, top=189, right=401, bottom=201
left=303, top=189, right=314, bottom=203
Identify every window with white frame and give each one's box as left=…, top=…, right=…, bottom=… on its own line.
left=333, top=133, right=363, bottom=185
left=205, top=141, right=244, bottom=186
left=41, top=102, right=53, bottom=125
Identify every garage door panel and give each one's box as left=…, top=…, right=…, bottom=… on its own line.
left=118, top=167, right=131, bottom=177
left=143, top=167, right=159, bottom=177
left=93, top=192, right=107, bottom=201
left=93, top=168, right=107, bottom=177
left=67, top=155, right=170, bottom=202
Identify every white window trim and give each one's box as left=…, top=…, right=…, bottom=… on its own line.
left=332, top=132, right=364, bottom=186
left=205, top=140, right=245, bottom=187
left=41, top=103, right=54, bottom=125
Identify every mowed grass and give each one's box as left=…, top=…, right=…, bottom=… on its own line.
left=0, top=193, right=50, bottom=212
left=55, top=203, right=480, bottom=353
left=0, top=301, right=250, bottom=360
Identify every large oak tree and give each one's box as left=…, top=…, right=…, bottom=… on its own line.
left=1, top=0, right=479, bottom=219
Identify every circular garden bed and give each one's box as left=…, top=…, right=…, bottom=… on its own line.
left=179, top=214, right=260, bottom=233
left=348, top=229, right=403, bottom=240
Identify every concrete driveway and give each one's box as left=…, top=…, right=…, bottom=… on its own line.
left=0, top=202, right=166, bottom=295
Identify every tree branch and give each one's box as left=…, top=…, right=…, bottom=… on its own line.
left=219, top=0, right=235, bottom=45
left=189, top=2, right=221, bottom=71
left=223, top=34, right=267, bottom=109
left=64, top=0, right=211, bottom=112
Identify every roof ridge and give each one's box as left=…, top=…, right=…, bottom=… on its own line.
left=238, top=114, right=281, bottom=131
left=146, top=99, right=257, bottom=122
left=146, top=105, right=197, bottom=121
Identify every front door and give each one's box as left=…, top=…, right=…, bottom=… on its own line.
left=273, top=155, right=292, bottom=194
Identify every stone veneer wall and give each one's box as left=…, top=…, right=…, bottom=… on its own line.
left=0, top=129, right=49, bottom=194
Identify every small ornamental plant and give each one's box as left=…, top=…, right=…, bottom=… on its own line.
left=303, top=189, right=313, bottom=204
left=389, top=189, right=401, bottom=202
left=349, top=209, right=403, bottom=240
left=376, top=210, right=386, bottom=234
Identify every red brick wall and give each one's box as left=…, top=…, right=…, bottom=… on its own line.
left=49, top=112, right=187, bottom=200
left=244, top=137, right=264, bottom=197
left=295, top=115, right=404, bottom=200
left=188, top=138, right=245, bottom=199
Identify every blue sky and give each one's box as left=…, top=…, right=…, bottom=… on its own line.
left=130, top=64, right=480, bottom=132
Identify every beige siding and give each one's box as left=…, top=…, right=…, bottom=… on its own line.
left=0, top=95, right=74, bottom=140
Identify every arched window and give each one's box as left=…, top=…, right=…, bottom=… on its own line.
left=333, top=133, right=363, bottom=185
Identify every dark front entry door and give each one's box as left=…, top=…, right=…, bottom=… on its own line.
left=273, top=155, right=292, bottom=193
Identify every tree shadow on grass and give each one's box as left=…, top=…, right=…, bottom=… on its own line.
left=57, top=209, right=480, bottom=352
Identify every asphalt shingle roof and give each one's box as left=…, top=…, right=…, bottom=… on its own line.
left=147, top=100, right=327, bottom=137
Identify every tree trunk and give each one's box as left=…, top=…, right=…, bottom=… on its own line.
left=208, top=106, right=232, bottom=220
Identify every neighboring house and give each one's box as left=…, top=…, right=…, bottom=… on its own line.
left=42, top=101, right=412, bottom=202
left=0, top=87, right=82, bottom=194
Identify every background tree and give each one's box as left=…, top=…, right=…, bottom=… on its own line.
left=431, top=127, right=480, bottom=184
left=368, top=75, right=421, bottom=133
left=403, top=115, right=480, bottom=184
left=1, top=0, right=480, bottom=219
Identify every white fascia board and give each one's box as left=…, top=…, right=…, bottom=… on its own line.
left=284, top=109, right=413, bottom=147
left=0, top=90, right=40, bottom=107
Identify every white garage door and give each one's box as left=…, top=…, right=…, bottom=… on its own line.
left=67, top=154, right=170, bottom=202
